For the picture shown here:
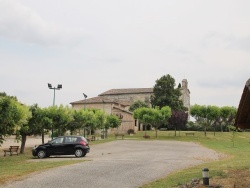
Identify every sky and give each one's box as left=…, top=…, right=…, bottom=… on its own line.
left=0, top=0, right=249, bottom=108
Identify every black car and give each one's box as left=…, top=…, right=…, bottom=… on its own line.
left=32, top=136, right=90, bottom=158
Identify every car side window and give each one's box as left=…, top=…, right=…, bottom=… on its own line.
left=71, top=137, right=77, bottom=142
left=65, top=137, right=72, bottom=143
left=51, top=137, right=64, bottom=144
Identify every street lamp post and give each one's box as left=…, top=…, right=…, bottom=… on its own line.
left=102, top=99, right=105, bottom=139
left=48, top=83, right=62, bottom=139
left=83, top=93, right=87, bottom=137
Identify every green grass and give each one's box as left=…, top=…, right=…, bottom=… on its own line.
left=130, top=131, right=250, bottom=187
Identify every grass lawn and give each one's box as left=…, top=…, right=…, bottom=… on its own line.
left=132, top=131, right=250, bottom=188
left=0, top=131, right=250, bottom=187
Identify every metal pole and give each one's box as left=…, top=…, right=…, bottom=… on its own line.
left=53, top=88, right=56, bottom=106
left=51, top=88, right=56, bottom=139
left=84, top=98, right=86, bottom=137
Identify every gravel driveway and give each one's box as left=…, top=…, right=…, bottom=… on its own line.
left=1, top=140, right=219, bottom=188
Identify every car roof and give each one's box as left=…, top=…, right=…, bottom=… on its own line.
left=58, top=135, right=82, bottom=138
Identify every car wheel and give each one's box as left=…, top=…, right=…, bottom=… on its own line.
left=37, top=150, right=46, bottom=158
left=82, top=152, right=86, bottom=157
left=75, top=149, right=83, bottom=157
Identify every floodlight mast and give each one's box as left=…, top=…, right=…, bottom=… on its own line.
left=48, top=83, right=62, bottom=139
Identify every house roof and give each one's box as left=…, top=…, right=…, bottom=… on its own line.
left=70, top=96, right=130, bottom=106
left=235, top=79, right=250, bottom=129
left=112, top=106, right=133, bottom=115
left=98, top=88, right=153, bottom=96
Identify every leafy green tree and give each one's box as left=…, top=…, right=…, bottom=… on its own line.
left=133, top=107, right=151, bottom=136
left=47, top=105, right=73, bottom=137
left=0, top=95, right=29, bottom=146
left=81, top=110, right=95, bottom=135
left=150, top=106, right=171, bottom=138
left=151, top=74, right=185, bottom=110
left=18, top=104, right=55, bottom=153
left=129, top=100, right=148, bottom=112
left=190, top=104, right=220, bottom=136
left=94, top=109, right=107, bottom=137
left=133, top=106, right=171, bottom=138
left=68, top=109, right=86, bottom=135
left=105, top=114, right=121, bottom=138
left=220, top=106, right=237, bottom=131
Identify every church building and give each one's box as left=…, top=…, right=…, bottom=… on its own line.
left=70, top=79, right=190, bottom=133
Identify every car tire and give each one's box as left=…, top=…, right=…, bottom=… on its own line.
left=75, top=149, right=83, bottom=157
left=37, top=150, right=46, bottom=158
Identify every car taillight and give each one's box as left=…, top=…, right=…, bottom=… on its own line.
left=80, top=140, right=87, bottom=146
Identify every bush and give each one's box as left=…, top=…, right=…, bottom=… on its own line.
left=127, top=129, right=135, bottom=135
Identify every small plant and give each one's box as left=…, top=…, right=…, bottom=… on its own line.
left=127, top=129, right=135, bottom=135
left=143, top=135, right=150, bottom=139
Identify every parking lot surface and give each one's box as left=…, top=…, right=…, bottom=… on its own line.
left=1, top=140, right=219, bottom=188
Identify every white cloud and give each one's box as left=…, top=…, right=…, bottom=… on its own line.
left=0, top=0, right=87, bottom=46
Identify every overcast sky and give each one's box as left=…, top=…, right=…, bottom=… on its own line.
left=1, top=0, right=249, bottom=108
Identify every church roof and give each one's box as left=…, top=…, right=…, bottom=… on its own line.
left=235, top=79, right=250, bottom=129
left=98, top=88, right=153, bottom=96
left=70, top=96, right=130, bottom=106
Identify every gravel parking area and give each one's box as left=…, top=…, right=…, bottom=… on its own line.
left=1, top=140, right=220, bottom=188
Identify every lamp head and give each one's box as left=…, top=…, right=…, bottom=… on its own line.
left=48, top=83, right=52, bottom=88
left=83, top=93, right=87, bottom=98
left=57, top=84, right=62, bottom=89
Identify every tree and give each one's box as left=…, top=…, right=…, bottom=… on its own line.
left=133, top=107, right=151, bottom=136
left=93, top=109, right=107, bottom=137
left=151, top=106, right=171, bottom=138
left=0, top=95, right=29, bottom=146
left=129, top=100, right=148, bottom=112
left=190, top=104, right=220, bottom=136
left=168, top=110, right=188, bottom=136
left=68, top=109, right=87, bottom=135
left=133, top=106, right=171, bottom=138
left=105, top=114, right=121, bottom=138
left=47, top=105, right=73, bottom=137
left=220, top=106, right=237, bottom=131
left=151, top=74, right=185, bottom=110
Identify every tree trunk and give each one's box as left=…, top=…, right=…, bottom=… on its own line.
left=155, top=127, right=158, bottom=138
left=20, top=134, right=27, bottom=154
left=42, top=132, right=45, bottom=144
left=174, top=127, right=177, bottom=136
left=204, top=126, right=207, bottom=136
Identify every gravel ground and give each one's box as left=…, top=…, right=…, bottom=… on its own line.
left=0, top=140, right=220, bottom=188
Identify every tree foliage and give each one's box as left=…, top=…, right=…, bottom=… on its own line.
left=168, top=110, right=188, bottom=136
left=190, top=104, right=221, bottom=136
left=0, top=95, right=29, bottom=146
left=129, top=100, right=148, bottom=112
left=133, top=106, right=171, bottom=138
left=151, top=74, right=185, bottom=110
